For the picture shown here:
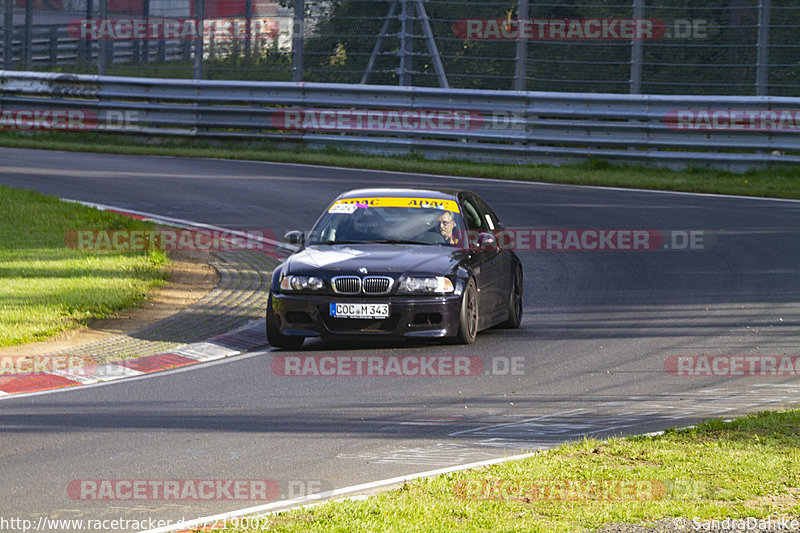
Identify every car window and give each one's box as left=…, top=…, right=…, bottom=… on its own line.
left=472, top=195, right=502, bottom=230
left=462, top=194, right=502, bottom=232
left=307, top=200, right=466, bottom=246
left=460, top=196, right=488, bottom=231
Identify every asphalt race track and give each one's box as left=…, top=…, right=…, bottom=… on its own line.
left=1, top=147, right=799, bottom=530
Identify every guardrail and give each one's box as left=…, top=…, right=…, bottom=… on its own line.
left=1, top=70, right=798, bottom=171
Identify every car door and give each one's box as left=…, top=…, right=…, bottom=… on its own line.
left=459, top=193, right=507, bottom=326
left=471, top=193, right=513, bottom=321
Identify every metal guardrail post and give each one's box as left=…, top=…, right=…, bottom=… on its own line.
left=4, top=0, right=13, bottom=69
left=630, top=0, right=644, bottom=94
left=756, top=0, right=771, bottom=96
left=292, top=0, right=304, bottom=82
left=194, top=0, right=204, bottom=79
left=513, top=0, right=528, bottom=91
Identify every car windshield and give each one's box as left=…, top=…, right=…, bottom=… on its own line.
left=307, top=199, right=465, bottom=247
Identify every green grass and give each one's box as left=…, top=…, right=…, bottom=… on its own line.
left=218, top=410, right=800, bottom=533
left=1, top=132, right=799, bottom=199
left=0, top=185, right=169, bottom=347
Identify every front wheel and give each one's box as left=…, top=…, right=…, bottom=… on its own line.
left=455, top=278, right=479, bottom=344
left=266, top=293, right=304, bottom=350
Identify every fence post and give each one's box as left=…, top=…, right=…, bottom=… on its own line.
left=194, top=0, right=204, bottom=79
left=83, top=0, right=93, bottom=64
left=48, top=25, right=56, bottom=65
left=142, top=0, right=149, bottom=65
left=399, top=0, right=412, bottom=85
left=97, top=0, right=107, bottom=74
left=630, top=0, right=644, bottom=94
left=158, top=35, right=165, bottom=63
left=513, top=0, right=528, bottom=91
left=23, top=0, right=31, bottom=67
left=4, top=0, right=13, bottom=69
left=292, top=0, right=304, bottom=82
left=245, top=0, right=252, bottom=58
left=756, top=0, right=770, bottom=96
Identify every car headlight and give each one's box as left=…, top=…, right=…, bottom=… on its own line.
left=398, top=276, right=454, bottom=294
left=280, top=275, right=325, bottom=291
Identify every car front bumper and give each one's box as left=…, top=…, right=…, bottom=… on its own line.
left=270, top=292, right=463, bottom=339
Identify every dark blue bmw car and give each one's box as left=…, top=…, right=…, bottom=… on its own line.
left=266, top=188, right=523, bottom=348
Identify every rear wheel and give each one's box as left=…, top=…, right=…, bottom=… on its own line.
left=499, top=266, right=523, bottom=328
left=455, top=279, right=478, bottom=344
left=266, top=293, right=305, bottom=350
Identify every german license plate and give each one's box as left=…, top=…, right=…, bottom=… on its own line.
left=330, top=303, right=389, bottom=319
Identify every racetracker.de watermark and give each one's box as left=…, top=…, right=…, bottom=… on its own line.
left=665, top=109, right=800, bottom=131
left=67, top=17, right=279, bottom=40
left=271, top=108, right=483, bottom=132
left=67, top=478, right=330, bottom=501
left=665, top=355, right=800, bottom=377
left=64, top=228, right=277, bottom=252
left=69, top=479, right=277, bottom=501
left=0, top=109, right=98, bottom=131
left=271, top=355, right=524, bottom=377
left=453, top=18, right=710, bottom=40
left=0, top=355, right=97, bottom=376
left=464, top=229, right=705, bottom=251
left=453, top=478, right=667, bottom=501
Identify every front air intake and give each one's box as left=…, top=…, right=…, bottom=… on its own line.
left=362, top=276, right=393, bottom=295
left=332, top=276, right=361, bottom=294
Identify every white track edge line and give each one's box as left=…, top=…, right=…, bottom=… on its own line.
left=139, top=451, right=540, bottom=533
left=142, top=413, right=718, bottom=533
left=61, top=199, right=298, bottom=254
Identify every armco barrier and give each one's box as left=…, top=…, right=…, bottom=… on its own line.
left=1, top=70, right=798, bottom=171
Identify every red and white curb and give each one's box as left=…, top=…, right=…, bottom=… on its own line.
left=0, top=321, right=267, bottom=398
left=1, top=199, right=292, bottom=398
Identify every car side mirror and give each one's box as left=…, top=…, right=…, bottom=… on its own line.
left=284, top=230, right=305, bottom=246
left=475, top=232, right=498, bottom=251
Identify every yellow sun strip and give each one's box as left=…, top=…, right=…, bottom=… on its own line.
left=329, top=197, right=460, bottom=213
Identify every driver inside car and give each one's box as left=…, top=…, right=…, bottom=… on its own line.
left=436, top=211, right=460, bottom=245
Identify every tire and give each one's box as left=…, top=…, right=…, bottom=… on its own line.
left=499, top=266, right=523, bottom=329
left=266, top=293, right=305, bottom=350
left=455, top=278, right=479, bottom=344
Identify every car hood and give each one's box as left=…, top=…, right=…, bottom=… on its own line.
left=285, top=244, right=464, bottom=276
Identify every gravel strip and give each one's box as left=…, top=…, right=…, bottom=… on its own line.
left=48, top=250, right=278, bottom=362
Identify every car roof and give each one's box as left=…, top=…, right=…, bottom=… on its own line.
left=336, top=188, right=464, bottom=201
